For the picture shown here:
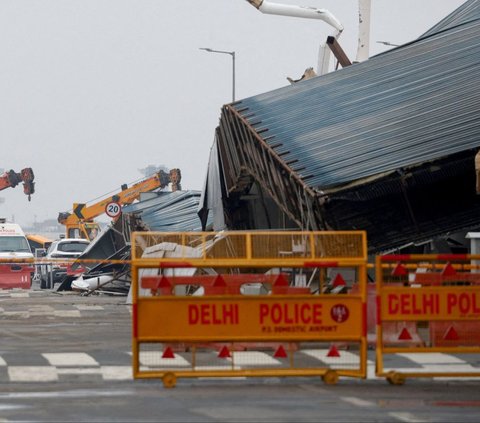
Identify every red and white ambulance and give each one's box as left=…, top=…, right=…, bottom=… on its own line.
left=0, top=219, right=34, bottom=289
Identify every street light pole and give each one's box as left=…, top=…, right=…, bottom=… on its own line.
left=199, top=47, right=236, bottom=102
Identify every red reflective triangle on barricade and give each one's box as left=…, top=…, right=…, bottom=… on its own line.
left=398, top=327, right=413, bottom=340
left=274, top=274, right=289, bottom=287
left=274, top=345, right=288, bottom=358
left=332, top=274, right=346, bottom=287
left=218, top=346, right=231, bottom=358
left=158, top=276, right=172, bottom=288
left=442, top=262, right=456, bottom=276
left=162, top=347, right=175, bottom=359
left=327, top=345, right=340, bottom=357
left=391, top=262, right=408, bottom=276
left=443, top=325, right=460, bottom=341
left=212, top=275, right=227, bottom=287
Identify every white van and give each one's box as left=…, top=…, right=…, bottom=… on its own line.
left=0, top=219, right=34, bottom=289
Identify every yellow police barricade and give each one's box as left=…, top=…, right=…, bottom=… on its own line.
left=375, top=254, right=480, bottom=385
left=131, top=231, right=368, bottom=388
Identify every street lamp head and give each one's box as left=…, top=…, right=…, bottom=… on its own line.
left=376, top=41, right=400, bottom=47
left=200, top=47, right=235, bottom=57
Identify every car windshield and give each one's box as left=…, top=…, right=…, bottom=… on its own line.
left=0, top=236, right=31, bottom=253
left=57, top=242, right=89, bottom=253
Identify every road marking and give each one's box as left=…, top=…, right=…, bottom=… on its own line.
left=28, top=305, right=55, bottom=316
left=367, top=362, right=383, bottom=380
left=138, top=352, right=189, bottom=367
left=54, top=310, right=81, bottom=318
left=434, top=374, right=480, bottom=381
left=231, top=351, right=281, bottom=366
left=0, top=404, right=29, bottom=410
left=101, top=366, right=133, bottom=380
left=10, top=293, right=29, bottom=298
left=397, top=353, right=465, bottom=364
left=2, top=311, right=29, bottom=318
left=43, top=353, right=99, bottom=366
left=197, top=376, right=248, bottom=381
left=383, top=353, right=477, bottom=378
left=194, top=366, right=238, bottom=371
left=193, top=405, right=283, bottom=420
left=389, top=412, right=428, bottom=422
left=8, top=366, right=58, bottom=382
left=383, top=365, right=477, bottom=373
left=28, top=312, right=53, bottom=317
left=57, top=368, right=102, bottom=375
left=29, top=305, right=55, bottom=312
left=1, top=350, right=479, bottom=383
left=0, top=389, right=134, bottom=399
left=74, top=305, right=104, bottom=310
left=301, top=349, right=361, bottom=366
left=341, top=396, right=376, bottom=407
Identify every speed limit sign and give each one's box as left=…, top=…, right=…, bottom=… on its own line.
left=105, top=201, right=122, bottom=218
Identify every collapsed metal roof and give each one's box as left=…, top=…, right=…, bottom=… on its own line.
left=122, top=190, right=208, bottom=232
left=208, top=0, right=480, bottom=252
left=231, top=9, right=480, bottom=190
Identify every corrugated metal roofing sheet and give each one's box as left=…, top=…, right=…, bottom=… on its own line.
left=422, top=0, right=480, bottom=37
left=122, top=190, right=207, bottom=232
left=233, top=6, right=480, bottom=191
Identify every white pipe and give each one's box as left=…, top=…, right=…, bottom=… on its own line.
left=71, top=274, right=114, bottom=291
left=246, top=0, right=343, bottom=75
left=317, top=44, right=332, bottom=75
left=258, top=1, right=344, bottom=32
left=356, top=0, right=371, bottom=62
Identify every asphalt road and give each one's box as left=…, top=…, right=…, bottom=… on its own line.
left=1, top=287, right=480, bottom=422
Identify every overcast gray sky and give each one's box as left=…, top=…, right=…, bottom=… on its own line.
left=0, top=0, right=466, bottom=228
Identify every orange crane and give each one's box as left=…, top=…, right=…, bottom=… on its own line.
left=58, top=168, right=181, bottom=240
left=0, top=168, right=35, bottom=200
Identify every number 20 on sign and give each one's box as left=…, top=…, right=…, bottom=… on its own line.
left=105, top=201, right=121, bottom=218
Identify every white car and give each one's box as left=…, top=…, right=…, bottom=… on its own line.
left=0, top=220, right=34, bottom=289
left=39, top=238, right=90, bottom=289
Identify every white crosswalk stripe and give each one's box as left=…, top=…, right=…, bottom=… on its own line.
left=43, top=353, right=99, bottom=366
left=101, top=366, right=133, bottom=380
left=74, top=305, right=105, bottom=311
left=397, top=352, right=465, bottom=364
left=301, top=349, right=361, bottom=367
left=232, top=351, right=281, bottom=366
left=8, top=366, right=58, bottom=382
left=0, top=351, right=479, bottom=382
left=138, top=352, right=190, bottom=367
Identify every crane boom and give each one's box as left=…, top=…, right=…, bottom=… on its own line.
left=0, top=168, right=35, bottom=201
left=58, top=168, right=181, bottom=240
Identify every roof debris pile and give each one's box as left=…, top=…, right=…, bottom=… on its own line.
left=57, top=191, right=209, bottom=295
